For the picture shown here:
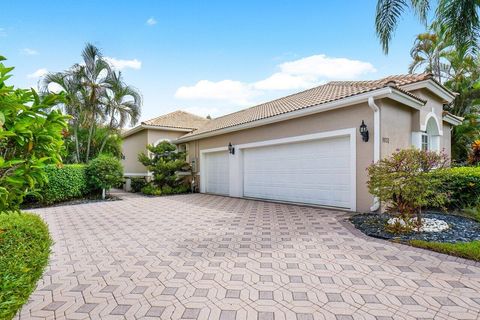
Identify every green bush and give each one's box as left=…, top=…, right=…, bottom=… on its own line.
left=0, top=212, right=52, bottom=319
left=138, top=141, right=190, bottom=193
left=0, top=57, right=69, bottom=211
left=367, top=149, right=448, bottom=220
left=40, top=164, right=88, bottom=204
left=430, top=166, right=480, bottom=209
left=141, top=184, right=162, bottom=196
left=130, top=177, right=147, bottom=193
left=85, top=155, right=123, bottom=196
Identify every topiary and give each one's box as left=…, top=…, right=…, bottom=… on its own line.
left=85, top=155, right=123, bottom=199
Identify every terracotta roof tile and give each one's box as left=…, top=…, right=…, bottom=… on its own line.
left=179, top=73, right=432, bottom=139
left=142, top=110, right=210, bottom=130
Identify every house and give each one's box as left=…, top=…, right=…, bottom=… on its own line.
left=121, top=110, right=210, bottom=178
left=124, top=74, right=461, bottom=212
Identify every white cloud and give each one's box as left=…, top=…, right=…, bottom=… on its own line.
left=175, top=80, right=259, bottom=105
left=27, top=68, right=48, bottom=79
left=104, top=57, right=142, bottom=70
left=280, top=54, right=376, bottom=79
left=146, top=17, right=157, bottom=26
left=21, top=48, right=39, bottom=55
left=175, top=54, right=376, bottom=105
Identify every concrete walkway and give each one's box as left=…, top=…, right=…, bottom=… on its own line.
left=17, top=193, right=480, bottom=319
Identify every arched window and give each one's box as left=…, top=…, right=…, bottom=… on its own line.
left=422, top=117, right=440, bottom=152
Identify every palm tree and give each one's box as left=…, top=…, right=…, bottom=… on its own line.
left=98, top=71, right=142, bottom=154
left=76, top=44, right=112, bottom=162
left=409, top=30, right=450, bottom=82
left=375, top=0, right=480, bottom=54
left=42, top=70, right=85, bottom=162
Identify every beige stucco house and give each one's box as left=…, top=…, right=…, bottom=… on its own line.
left=121, top=110, right=210, bottom=177
left=124, top=74, right=462, bottom=212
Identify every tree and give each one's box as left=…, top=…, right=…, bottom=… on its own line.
left=42, top=43, right=142, bottom=163
left=138, top=141, right=190, bottom=194
left=367, top=149, right=448, bottom=227
left=85, top=155, right=123, bottom=199
left=375, top=0, right=480, bottom=54
left=409, top=27, right=450, bottom=82
left=99, top=71, right=141, bottom=154
left=0, top=57, right=69, bottom=211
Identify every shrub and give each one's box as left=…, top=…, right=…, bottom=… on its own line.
left=430, top=166, right=480, bottom=209
left=141, top=183, right=162, bottom=196
left=468, top=140, right=480, bottom=165
left=138, top=141, right=190, bottom=193
left=130, top=177, right=147, bottom=193
left=0, top=212, right=52, bottom=319
left=39, top=164, right=88, bottom=204
left=0, top=57, right=69, bottom=211
left=85, top=155, right=123, bottom=198
left=367, top=149, right=448, bottom=225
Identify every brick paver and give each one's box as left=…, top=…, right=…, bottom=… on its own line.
left=16, top=193, right=480, bottom=319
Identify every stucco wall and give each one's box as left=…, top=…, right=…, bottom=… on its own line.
left=147, top=130, right=186, bottom=145
left=122, top=130, right=148, bottom=175
left=122, top=129, right=187, bottom=175
left=442, top=123, right=452, bottom=159
left=187, top=103, right=375, bottom=212
left=379, top=99, right=414, bottom=159
left=410, top=89, right=445, bottom=132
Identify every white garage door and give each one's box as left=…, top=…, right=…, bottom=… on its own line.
left=243, top=136, right=352, bottom=208
left=204, top=151, right=230, bottom=195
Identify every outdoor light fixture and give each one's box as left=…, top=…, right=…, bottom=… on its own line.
left=359, top=120, right=369, bottom=142
left=228, top=142, right=235, bottom=155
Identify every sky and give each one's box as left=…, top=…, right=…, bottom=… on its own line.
left=1, top=0, right=429, bottom=124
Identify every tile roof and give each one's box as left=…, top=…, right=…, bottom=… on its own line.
left=142, top=110, right=210, bottom=130
left=179, top=73, right=433, bottom=139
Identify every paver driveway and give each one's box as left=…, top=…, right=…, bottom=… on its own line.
left=17, top=193, right=480, bottom=320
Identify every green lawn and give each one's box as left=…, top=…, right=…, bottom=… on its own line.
left=410, top=240, right=480, bottom=262
left=0, top=212, right=52, bottom=320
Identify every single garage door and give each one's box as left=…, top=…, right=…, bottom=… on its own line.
left=243, top=136, right=352, bottom=208
left=204, top=151, right=230, bottom=195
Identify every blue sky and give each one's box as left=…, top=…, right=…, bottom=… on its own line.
left=1, top=0, right=428, bottom=123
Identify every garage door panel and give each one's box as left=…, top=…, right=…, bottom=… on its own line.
left=243, top=136, right=352, bottom=208
left=205, top=151, right=229, bottom=195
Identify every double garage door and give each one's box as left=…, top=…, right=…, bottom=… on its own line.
left=203, top=135, right=353, bottom=209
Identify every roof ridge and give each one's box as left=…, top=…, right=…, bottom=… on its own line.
left=142, top=109, right=208, bottom=125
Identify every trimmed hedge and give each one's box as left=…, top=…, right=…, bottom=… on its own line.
left=430, top=166, right=480, bottom=209
left=0, top=212, right=52, bottom=319
left=41, top=164, right=88, bottom=205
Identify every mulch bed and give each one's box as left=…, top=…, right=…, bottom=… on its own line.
left=350, top=212, right=480, bottom=243
left=22, top=195, right=122, bottom=209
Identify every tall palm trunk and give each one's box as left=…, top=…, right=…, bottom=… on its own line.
left=85, top=113, right=96, bottom=162
left=73, top=122, right=81, bottom=163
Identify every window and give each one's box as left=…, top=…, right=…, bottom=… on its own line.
left=421, top=133, right=429, bottom=151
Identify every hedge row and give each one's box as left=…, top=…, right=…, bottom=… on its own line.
left=40, top=164, right=89, bottom=205
left=430, top=166, right=480, bottom=209
left=0, top=212, right=52, bottom=319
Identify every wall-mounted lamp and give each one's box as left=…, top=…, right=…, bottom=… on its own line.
left=228, top=142, right=235, bottom=155
left=121, top=153, right=126, bottom=160
left=359, top=120, right=369, bottom=142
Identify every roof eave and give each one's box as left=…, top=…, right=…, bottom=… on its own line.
left=122, top=124, right=192, bottom=138
left=443, top=113, right=463, bottom=126
left=174, top=87, right=424, bottom=143
left=400, top=79, right=456, bottom=103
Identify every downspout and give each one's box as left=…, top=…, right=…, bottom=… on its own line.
left=368, top=97, right=381, bottom=212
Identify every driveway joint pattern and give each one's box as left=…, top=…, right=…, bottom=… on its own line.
left=16, top=193, right=480, bottom=319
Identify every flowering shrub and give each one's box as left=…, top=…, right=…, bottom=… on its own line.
left=367, top=149, right=448, bottom=227
left=468, top=140, right=480, bottom=165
